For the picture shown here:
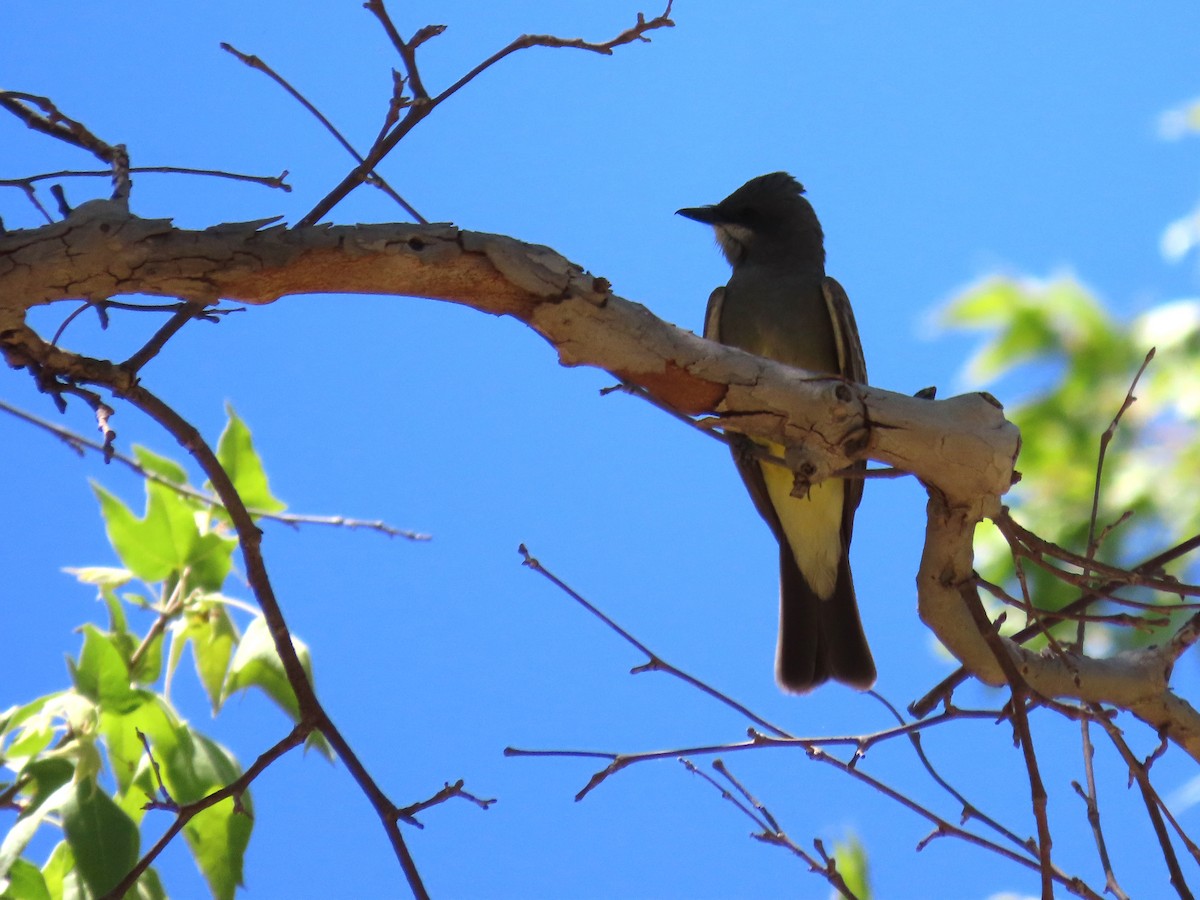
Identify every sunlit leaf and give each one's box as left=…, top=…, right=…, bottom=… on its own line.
left=223, top=616, right=309, bottom=723
left=182, top=598, right=238, bottom=713
left=831, top=834, right=871, bottom=900
left=212, top=406, right=286, bottom=517
left=60, top=778, right=139, bottom=897
left=132, top=446, right=188, bottom=485
left=1, top=857, right=51, bottom=900
left=90, top=481, right=235, bottom=592
left=68, top=626, right=137, bottom=714
left=177, top=731, right=251, bottom=900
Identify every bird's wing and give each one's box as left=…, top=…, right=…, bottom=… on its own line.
left=703, top=284, right=792, bottom=543
left=822, top=276, right=866, bottom=385
left=822, top=275, right=867, bottom=528
left=703, top=285, right=725, bottom=341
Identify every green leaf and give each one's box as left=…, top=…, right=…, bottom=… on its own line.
left=182, top=598, right=238, bottom=713
left=129, top=628, right=163, bottom=686
left=90, top=482, right=235, bottom=592
left=91, top=483, right=182, bottom=583
left=64, top=568, right=133, bottom=640
left=831, top=834, right=871, bottom=900
left=18, top=759, right=75, bottom=818
left=38, top=842, right=72, bottom=900
left=62, top=567, right=133, bottom=589
left=178, top=732, right=251, bottom=900
left=1, top=858, right=51, bottom=900
left=68, top=626, right=137, bottom=714
left=0, top=762, right=74, bottom=886
left=98, top=693, right=169, bottom=803
left=213, top=406, right=286, bottom=517
left=131, top=446, right=188, bottom=485
left=60, top=778, right=139, bottom=898
left=101, top=697, right=255, bottom=898
left=125, top=714, right=250, bottom=900
left=1, top=698, right=56, bottom=762
left=222, top=617, right=333, bottom=760
left=126, top=866, right=166, bottom=900
left=223, top=616, right=308, bottom=722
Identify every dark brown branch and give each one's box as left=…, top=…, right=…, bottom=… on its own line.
left=0, top=399, right=429, bottom=539
left=0, top=91, right=130, bottom=201
left=999, top=512, right=1200, bottom=599
left=394, top=780, right=496, bottom=828
left=0, top=166, right=291, bottom=192
left=299, top=3, right=674, bottom=226
left=1090, top=707, right=1193, bottom=899
left=100, top=726, right=307, bottom=900
left=960, top=582, right=1055, bottom=898
left=912, top=526, right=1200, bottom=718
left=219, top=41, right=424, bottom=222
left=127, top=381, right=430, bottom=898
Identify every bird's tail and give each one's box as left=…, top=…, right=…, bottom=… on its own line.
left=776, top=546, right=876, bottom=692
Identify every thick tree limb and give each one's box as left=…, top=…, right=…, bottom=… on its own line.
left=4, top=203, right=1198, bottom=759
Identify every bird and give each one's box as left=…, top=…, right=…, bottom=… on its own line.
left=677, top=172, right=875, bottom=692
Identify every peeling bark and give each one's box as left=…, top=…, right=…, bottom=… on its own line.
left=4, top=202, right=1198, bottom=759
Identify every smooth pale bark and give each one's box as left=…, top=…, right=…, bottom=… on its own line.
left=4, top=201, right=1197, bottom=758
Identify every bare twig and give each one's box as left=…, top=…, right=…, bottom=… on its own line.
left=517, top=543, right=792, bottom=739
left=681, top=759, right=861, bottom=899
left=220, top=42, right=424, bottom=222
left=299, top=3, right=674, bottom=226
left=912, top=527, right=1200, bottom=718
left=0, top=399, right=430, bottom=540
left=0, top=166, right=291, bottom=192
left=1073, top=719, right=1128, bottom=899
left=120, top=381, right=429, bottom=898
left=1090, top=707, right=1193, bottom=899
left=867, top=691, right=1030, bottom=852
left=101, top=725, right=308, bottom=900
left=960, top=582, right=1055, bottom=898
left=1085, top=349, right=1155, bottom=569
left=136, top=728, right=177, bottom=811
left=0, top=91, right=130, bottom=201
left=999, top=512, right=1200, bottom=599
left=394, top=780, right=496, bottom=828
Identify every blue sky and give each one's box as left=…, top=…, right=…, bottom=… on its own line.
left=5, top=3, right=1200, bottom=898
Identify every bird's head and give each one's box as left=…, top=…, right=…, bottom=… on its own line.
left=676, top=172, right=825, bottom=269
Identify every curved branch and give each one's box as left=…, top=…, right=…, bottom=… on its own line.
left=6, top=205, right=1199, bottom=761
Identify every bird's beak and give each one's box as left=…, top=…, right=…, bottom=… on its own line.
left=676, top=205, right=721, bottom=224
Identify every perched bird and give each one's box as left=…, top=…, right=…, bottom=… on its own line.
left=677, top=172, right=875, bottom=692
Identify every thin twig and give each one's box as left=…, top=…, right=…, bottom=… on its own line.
left=960, top=582, right=1056, bottom=898
left=0, top=166, right=291, bottom=191
left=394, top=780, right=496, bottom=828
left=681, top=759, right=862, bottom=899
left=299, top=3, right=674, bottom=226
left=0, top=399, right=430, bottom=540
left=1085, top=349, right=1155, bottom=569
left=101, top=725, right=308, bottom=900
left=220, top=41, right=424, bottom=222
left=517, top=543, right=792, bottom=739
left=1073, top=719, right=1128, bottom=899
left=1089, top=706, right=1193, bottom=899
left=912, top=527, right=1200, bottom=718
left=867, top=691, right=1030, bottom=852
left=120, top=381, right=429, bottom=899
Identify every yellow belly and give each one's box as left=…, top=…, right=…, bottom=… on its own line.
left=760, top=441, right=843, bottom=600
